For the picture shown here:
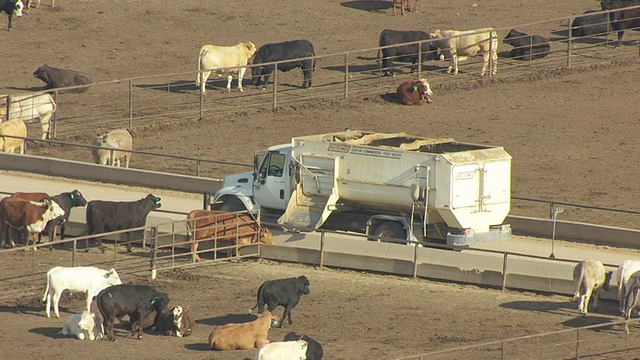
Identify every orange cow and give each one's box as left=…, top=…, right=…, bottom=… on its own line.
left=208, top=310, right=279, bottom=351
left=185, top=209, right=274, bottom=261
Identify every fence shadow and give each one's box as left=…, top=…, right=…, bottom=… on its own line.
left=341, top=0, right=392, bottom=14
left=196, top=313, right=257, bottom=326
left=134, top=80, right=197, bottom=94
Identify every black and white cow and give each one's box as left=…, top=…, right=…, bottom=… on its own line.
left=0, top=0, right=23, bottom=31
left=502, top=29, right=550, bottom=60
left=284, top=332, right=323, bottom=360
left=96, top=284, right=170, bottom=341
left=570, top=10, right=610, bottom=38
left=601, top=0, right=640, bottom=47
left=252, top=39, right=316, bottom=90
left=85, top=194, right=161, bottom=252
left=254, top=275, right=310, bottom=327
left=378, top=29, right=438, bottom=76
left=42, top=190, right=88, bottom=244
left=33, top=64, right=92, bottom=93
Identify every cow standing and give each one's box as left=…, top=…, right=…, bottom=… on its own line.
left=284, top=332, right=324, bottom=360
left=97, top=284, right=170, bottom=341
left=0, top=0, right=23, bottom=31
left=0, top=93, right=57, bottom=139
left=85, top=194, right=161, bottom=252
left=502, top=29, right=550, bottom=60
left=429, top=28, right=499, bottom=76
left=196, top=41, right=257, bottom=93
left=617, top=260, right=640, bottom=315
left=91, top=129, right=133, bottom=168
left=61, top=311, right=104, bottom=340
left=602, top=1, right=640, bottom=47
left=186, top=209, right=274, bottom=262
left=254, top=276, right=310, bottom=327
left=0, top=198, right=64, bottom=250
left=391, top=0, right=418, bottom=16
left=33, top=64, right=92, bottom=93
left=42, top=189, right=88, bottom=244
left=208, top=310, right=279, bottom=351
left=378, top=29, right=438, bottom=77
left=0, top=118, right=26, bottom=154
left=42, top=266, right=122, bottom=318
left=396, top=79, right=433, bottom=105
left=571, top=10, right=610, bottom=38
left=252, top=40, right=316, bottom=90
left=572, top=259, right=613, bottom=315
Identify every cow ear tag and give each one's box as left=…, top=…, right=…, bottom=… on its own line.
left=150, top=299, right=156, bottom=305
left=412, top=86, right=418, bottom=92
left=104, top=273, right=109, bottom=279
left=70, top=193, right=74, bottom=199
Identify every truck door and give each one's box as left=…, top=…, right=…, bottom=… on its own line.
left=253, top=151, right=290, bottom=211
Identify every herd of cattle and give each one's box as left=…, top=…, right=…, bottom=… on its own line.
left=40, top=262, right=320, bottom=359
left=573, top=258, right=640, bottom=333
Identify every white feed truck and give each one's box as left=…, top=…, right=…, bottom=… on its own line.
left=212, top=130, right=512, bottom=246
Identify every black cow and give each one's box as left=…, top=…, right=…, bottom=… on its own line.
left=33, top=64, right=92, bottom=93
left=284, top=332, right=323, bottom=360
left=601, top=1, right=640, bottom=47
left=0, top=0, right=23, bottom=31
left=41, top=190, right=88, bottom=245
left=96, top=284, right=170, bottom=341
left=254, top=275, right=310, bottom=327
left=252, top=39, right=316, bottom=90
left=85, top=194, right=161, bottom=252
left=571, top=10, right=610, bottom=38
left=502, top=29, right=550, bottom=60
left=378, top=29, right=438, bottom=76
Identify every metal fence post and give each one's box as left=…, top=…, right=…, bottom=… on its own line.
left=150, top=226, right=158, bottom=280
left=502, top=253, right=508, bottom=290
left=567, top=18, right=573, bottom=70
left=412, top=243, right=419, bottom=278
left=128, top=79, right=133, bottom=130
left=319, top=231, right=325, bottom=268
left=417, top=41, right=423, bottom=79
left=6, top=94, right=11, bottom=121
left=272, top=62, right=278, bottom=110
left=199, top=70, right=205, bottom=120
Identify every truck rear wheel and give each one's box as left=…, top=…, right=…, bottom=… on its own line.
left=372, top=221, right=406, bottom=243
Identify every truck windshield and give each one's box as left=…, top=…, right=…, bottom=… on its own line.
left=258, top=151, right=286, bottom=178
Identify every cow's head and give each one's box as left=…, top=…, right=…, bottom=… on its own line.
left=33, top=65, right=50, bottom=83
left=13, top=0, right=24, bottom=18
left=104, top=268, right=123, bottom=285
left=45, top=200, right=65, bottom=220
left=150, top=292, right=170, bottom=313
left=298, top=275, right=310, bottom=295
left=417, top=79, right=433, bottom=104
left=69, top=190, right=88, bottom=207
left=260, top=227, right=274, bottom=245
left=146, top=194, right=162, bottom=209
left=428, top=29, right=443, bottom=39
left=244, top=41, right=257, bottom=58
left=603, top=270, right=614, bottom=291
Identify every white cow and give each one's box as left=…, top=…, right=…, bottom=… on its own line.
left=91, top=128, right=133, bottom=168
left=0, top=118, right=27, bottom=154
left=0, top=93, right=56, bottom=139
left=617, top=260, right=640, bottom=315
left=429, top=28, right=499, bottom=76
left=196, top=41, right=257, bottom=94
left=61, top=311, right=104, bottom=340
left=624, top=272, right=640, bottom=333
left=42, top=266, right=122, bottom=318
left=572, top=259, right=613, bottom=316
left=255, top=340, right=308, bottom=360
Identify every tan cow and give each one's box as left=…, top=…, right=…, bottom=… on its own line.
left=196, top=41, right=257, bottom=94
left=623, top=271, right=640, bottom=333
left=572, top=259, right=613, bottom=316
left=396, top=79, right=433, bottom=105
left=429, top=28, right=499, bottom=76
left=0, top=93, right=56, bottom=139
left=91, top=128, right=133, bottom=168
left=186, top=209, right=274, bottom=262
left=208, top=310, right=279, bottom=351
left=0, top=119, right=27, bottom=154
left=392, top=0, right=418, bottom=15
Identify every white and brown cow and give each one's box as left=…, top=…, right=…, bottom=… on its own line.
left=186, top=209, right=274, bottom=262
left=0, top=118, right=26, bottom=153
left=396, top=79, right=433, bottom=105
left=0, top=93, right=57, bottom=139
left=196, top=41, right=257, bottom=93
left=572, top=259, right=613, bottom=316
left=429, top=28, right=499, bottom=76
left=0, top=198, right=64, bottom=250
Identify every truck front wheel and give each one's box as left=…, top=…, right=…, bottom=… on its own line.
left=372, top=221, right=406, bottom=243
left=212, top=196, right=246, bottom=212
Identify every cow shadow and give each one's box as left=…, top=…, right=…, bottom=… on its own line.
left=184, top=342, right=212, bottom=352
left=134, top=80, right=197, bottom=94
left=500, top=300, right=578, bottom=315
left=29, top=327, right=66, bottom=339
left=341, top=0, right=392, bottom=14
left=0, top=305, right=47, bottom=316
left=380, top=92, right=401, bottom=104
left=3, top=85, right=50, bottom=92
left=197, top=313, right=257, bottom=326
left=561, top=315, right=620, bottom=332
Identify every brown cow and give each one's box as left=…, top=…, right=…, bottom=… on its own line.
left=6, top=192, right=50, bottom=246
left=396, top=79, right=433, bottom=105
left=186, top=209, right=274, bottom=262
left=208, top=310, right=278, bottom=351
left=0, top=198, right=64, bottom=249
left=392, top=0, right=418, bottom=15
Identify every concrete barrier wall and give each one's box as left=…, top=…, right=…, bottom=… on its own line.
left=0, top=152, right=222, bottom=194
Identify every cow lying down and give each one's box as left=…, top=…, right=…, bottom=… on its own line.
left=208, top=310, right=279, bottom=351
left=61, top=311, right=104, bottom=341
left=396, top=79, right=433, bottom=105
left=145, top=305, right=195, bottom=337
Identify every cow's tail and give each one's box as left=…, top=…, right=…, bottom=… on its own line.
left=572, top=264, right=584, bottom=300
left=42, top=270, right=51, bottom=302
left=252, top=283, right=266, bottom=313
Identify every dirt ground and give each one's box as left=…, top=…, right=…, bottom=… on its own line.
left=2, top=0, right=640, bottom=359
